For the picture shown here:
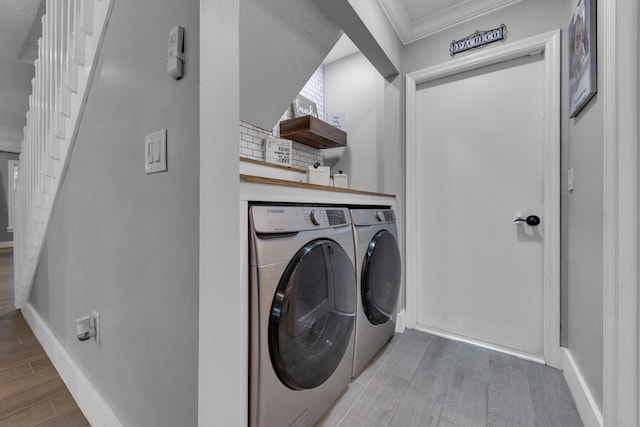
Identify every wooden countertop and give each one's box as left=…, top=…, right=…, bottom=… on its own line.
left=240, top=157, right=307, bottom=174
left=240, top=174, right=395, bottom=198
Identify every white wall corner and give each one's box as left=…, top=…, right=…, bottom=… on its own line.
left=315, top=0, right=398, bottom=80
left=21, top=303, right=123, bottom=427
left=350, top=0, right=403, bottom=69
left=561, top=348, right=604, bottom=427
left=603, top=0, right=640, bottom=425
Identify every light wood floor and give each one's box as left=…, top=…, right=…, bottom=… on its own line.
left=0, top=249, right=89, bottom=427
left=318, top=330, right=584, bottom=427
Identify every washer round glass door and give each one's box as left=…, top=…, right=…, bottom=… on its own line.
left=362, top=230, right=401, bottom=325
left=269, top=239, right=356, bottom=390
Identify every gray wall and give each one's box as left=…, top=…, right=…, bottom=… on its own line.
left=402, top=0, right=569, bottom=71
left=401, top=0, right=604, bottom=412
left=324, top=49, right=406, bottom=311
left=0, top=152, right=19, bottom=242
left=324, top=52, right=385, bottom=192
left=322, top=1, right=405, bottom=314
left=565, top=0, right=605, bottom=413
left=29, top=0, right=200, bottom=426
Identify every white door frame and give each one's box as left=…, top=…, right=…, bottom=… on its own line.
left=199, top=1, right=244, bottom=426
left=603, top=0, right=639, bottom=425
left=404, top=30, right=561, bottom=368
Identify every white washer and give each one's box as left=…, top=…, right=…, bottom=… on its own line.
left=350, top=208, right=402, bottom=378
left=249, top=205, right=357, bottom=427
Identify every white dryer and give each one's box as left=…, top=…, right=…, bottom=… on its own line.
left=350, top=208, right=402, bottom=378
left=249, top=205, right=357, bottom=427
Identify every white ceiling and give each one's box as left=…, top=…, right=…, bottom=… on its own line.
left=0, top=0, right=42, bottom=152
left=0, top=0, right=526, bottom=151
left=378, top=0, right=523, bottom=44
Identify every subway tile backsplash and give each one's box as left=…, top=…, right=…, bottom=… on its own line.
left=239, top=66, right=324, bottom=169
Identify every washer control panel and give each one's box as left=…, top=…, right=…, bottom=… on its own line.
left=326, top=209, right=348, bottom=226
left=303, top=208, right=348, bottom=227
left=251, top=206, right=350, bottom=233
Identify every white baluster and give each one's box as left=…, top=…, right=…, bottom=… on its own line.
left=67, top=0, right=78, bottom=92
left=15, top=0, right=113, bottom=308
left=73, top=0, right=86, bottom=66
left=44, top=0, right=54, bottom=184
left=82, top=0, right=94, bottom=35
left=35, top=35, right=41, bottom=207
left=54, top=0, right=66, bottom=145
left=59, top=0, right=71, bottom=117
left=39, top=12, right=47, bottom=195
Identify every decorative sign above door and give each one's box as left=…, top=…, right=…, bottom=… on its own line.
left=450, top=24, right=507, bottom=56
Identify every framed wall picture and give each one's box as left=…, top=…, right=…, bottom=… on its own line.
left=569, top=0, right=597, bottom=118
left=291, top=95, right=318, bottom=118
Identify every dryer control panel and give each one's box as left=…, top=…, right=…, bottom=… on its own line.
left=351, top=208, right=396, bottom=226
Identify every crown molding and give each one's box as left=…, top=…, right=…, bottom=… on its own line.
left=0, top=139, right=21, bottom=153
left=378, top=0, right=523, bottom=44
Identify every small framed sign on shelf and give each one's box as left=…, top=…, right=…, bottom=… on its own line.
left=264, top=136, right=292, bottom=166
left=292, top=95, right=318, bottom=118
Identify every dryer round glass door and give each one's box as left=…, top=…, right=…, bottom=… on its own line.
left=269, top=239, right=356, bottom=390
left=362, top=230, right=401, bottom=325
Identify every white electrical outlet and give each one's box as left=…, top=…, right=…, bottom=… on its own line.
left=568, top=168, right=575, bottom=192
left=91, top=310, right=100, bottom=344
left=76, top=311, right=100, bottom=343
left=76, top=315, right=93, bottom=341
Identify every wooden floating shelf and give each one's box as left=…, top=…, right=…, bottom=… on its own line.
left=279, top=115, right=347, bottom=149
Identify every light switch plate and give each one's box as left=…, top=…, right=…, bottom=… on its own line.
left=145, top=129, right=167, bottom=174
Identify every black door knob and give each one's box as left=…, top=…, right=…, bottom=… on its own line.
left=525, top=215, right=541, bottom=226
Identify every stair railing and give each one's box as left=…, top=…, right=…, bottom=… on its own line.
left=14, top=0, right=114, bottom=308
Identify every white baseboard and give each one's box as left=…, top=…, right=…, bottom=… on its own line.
left=395, top=309, right=406, bottom=332
left=22, top=303, right=123, bottom=427
left=413, top=324, right=546, bottom=365
left=561, top=347, right=603, bottom=427
left=0, top=241, right=13, bottom=248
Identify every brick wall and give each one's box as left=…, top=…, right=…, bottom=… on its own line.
left=239, top=66, right=325, bottom=169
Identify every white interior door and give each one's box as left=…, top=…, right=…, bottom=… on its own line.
left=405, top=32, right=561, bottom=365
